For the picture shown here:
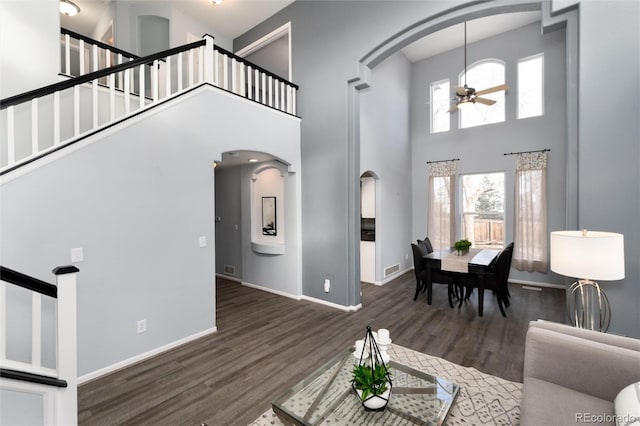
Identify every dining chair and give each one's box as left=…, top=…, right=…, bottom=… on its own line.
left=411, top=243, right=458, bottom=307
left=476, top=242, right=514, bottom=317
left=416, top=237, right=434, bottom=254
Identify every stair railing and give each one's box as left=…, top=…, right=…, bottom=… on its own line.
left=0, top=265, right=80, bottom=426
left=0, top=35, right=298, bottom=176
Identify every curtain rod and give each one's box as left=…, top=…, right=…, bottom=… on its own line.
left=503, top=148, right=550, bottom=156
left=426, top=158, right=460, bottom=164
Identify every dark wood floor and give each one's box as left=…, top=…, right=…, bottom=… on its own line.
left=78, top=273, right=565, bottom=426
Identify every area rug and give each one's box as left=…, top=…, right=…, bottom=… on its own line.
left=248, top=344, right=522, bottom=425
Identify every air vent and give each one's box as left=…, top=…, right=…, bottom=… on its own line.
left=223, top=265, right=236, bottom=276
left=384, top=264, right=400, bottom=277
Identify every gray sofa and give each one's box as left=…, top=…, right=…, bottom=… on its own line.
left=520, top=320, right=640, bottom=426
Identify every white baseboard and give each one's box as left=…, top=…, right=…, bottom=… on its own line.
left=216, top=273, right=241, bottom=283
left=77, top=326, right=217, bottom=385
left=241, top=281, right=301, bottom=300
left=509, top=279, right=565, bottom=290
left=374, top=267, right=413, bottom=286
left=300, top=295, right=362, bottom=312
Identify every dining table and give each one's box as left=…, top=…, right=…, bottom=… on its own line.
left=423, top=247, right=500, bottom=316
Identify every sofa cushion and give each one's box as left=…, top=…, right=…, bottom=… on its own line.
left=530, top=320, right=640, bottom=352
left=521, top=377, right=614, bottom=426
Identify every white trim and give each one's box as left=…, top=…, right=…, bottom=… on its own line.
left=241, top=281, right=300, bottom=301
left=508, top=278, right=564, bottom=289
left=372, top=267, right=413, bottom=286
left=299, top=295, right=363, bottom=312
left=216, top=273, right=241, bottom=283
left=77, top=327, right=217, bottom=385
left=235, top=22, right=292, bottom=81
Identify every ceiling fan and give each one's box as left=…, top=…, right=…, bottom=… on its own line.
left=448, top=22, right=509, bottom=113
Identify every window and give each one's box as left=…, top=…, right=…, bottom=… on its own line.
left=459, top=60, right=505, bottom=129
left=518, top=54, right=544, bottom=118
left=428, top=161, right=457, bottom=251
left=460, top=172, right=505, bottom=249
left=430, top=79, right=450, bottom=133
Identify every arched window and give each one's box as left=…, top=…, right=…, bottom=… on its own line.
left=458, top=59, right=505, bottom=128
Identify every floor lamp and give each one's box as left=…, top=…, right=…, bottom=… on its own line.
left=550, top=230, right=625, bottom=332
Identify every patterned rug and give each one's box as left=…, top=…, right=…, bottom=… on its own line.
left=248, top=344, right=522, bottom=425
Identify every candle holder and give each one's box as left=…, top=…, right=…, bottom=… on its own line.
left=351, top=325, right=393, bottom=411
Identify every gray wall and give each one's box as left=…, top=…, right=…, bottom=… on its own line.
left=236, top=0, right=640, bottom=336
left=214, top=166, right=243, bottom=279
left=1, top=87, right=301, bottom=376
left=243, top=34, right=289, bottom=81
left=411, top=22, right=567, bottom=286
left=577, top=0, right=640, bottom=337
left=360, top=52, right=413, bottom=282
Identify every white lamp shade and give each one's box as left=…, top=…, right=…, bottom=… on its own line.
left=550, top=230, right=625, bottom=280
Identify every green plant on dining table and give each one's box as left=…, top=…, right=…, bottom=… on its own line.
left=454, top=239, right=472, bottom=252
left=352, top=363, right=389, bottom=401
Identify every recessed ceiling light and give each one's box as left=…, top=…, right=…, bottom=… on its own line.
left=249, top=159, right=258, bottom=163
left=59, top=0, right=80, bottom=16
left=209, top=0, right=223, bottom=5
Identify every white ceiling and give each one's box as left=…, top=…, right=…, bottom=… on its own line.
left=61, top=0, right=294, bottom=42
left=401, top=11, right=541, bottom=63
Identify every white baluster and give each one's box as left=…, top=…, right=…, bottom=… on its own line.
left=268, top=76, right=273, bottom=107
left=152, top=60, right=159, bottom=102
left=92, top=80, right=98, bottom=129
left=280, top=82, right=285, bottom=112
left=79, top=39, right=85, bottom=75
left=223, top=55, right=229, bottom=90
left=247, top=66, right=253, bottom=100
left=64, top=34, right=71, bottom=75
left=73, top=86, right=80, bottom=137
left=274, top=80, right=280, bottom=110
left=7, top=106, right=15, bottom=164
left=0, top=282, right=5, bottom=362
left=292, top=88, right=297, bottom=115
left=53, top=92, right=60, bottom=145
left=231, top=58, right=237, bottom=93
left=204, top=35, right=214, bottom=84
left=31, top=292, right=42, bottom=368
left=105, top=49, right=111, bottom=68
left=165, top=55, right=172, bottom=97
left=177, top=52, right=183, bottom=92
left=124, top=68, right=131, bottom=115
left=188, top=49, right=194, bottom=87
left=139, top=65, right=146, bottom=110
left=261, top=73, right=266, bottom=104
left=198, top=45, right=204, bottom=83
left=92, top=44, right=98, bottom=72
left=31, top=99, right=38, bottom=155
left=213, top=49, right=220, bottom=86
left=240, top=63, right=246, bottom=96
left=117, top=53, right=123, bottom=90
left=109, top=73, right=116, bottom=122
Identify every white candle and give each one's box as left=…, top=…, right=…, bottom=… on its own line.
left=378, top=328, right=390, bottom=342
left=355, top=339, right=367, bottom=356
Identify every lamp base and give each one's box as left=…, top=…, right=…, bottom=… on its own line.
left=566, top=279, right=611, bottom=332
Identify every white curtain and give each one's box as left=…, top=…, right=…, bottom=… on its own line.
left=514, top=152, right=548, bottom=272
left=428, top=161, right=457, bottom=250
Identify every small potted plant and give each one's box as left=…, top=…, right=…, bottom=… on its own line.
left=352, top=363, right=392, bottom=410
left=454, top=239, right=472, bottom=256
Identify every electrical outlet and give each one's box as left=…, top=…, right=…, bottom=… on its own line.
left=324, top=279, right=330, bottom=293
left=137, top=319, right=147, bottom=334
left=199, top=236, right=207, bottom=247
left=71, top=247, right=84, bottom=263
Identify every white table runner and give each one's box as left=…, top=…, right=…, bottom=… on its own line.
left=441, top=248, right=481, bottom=273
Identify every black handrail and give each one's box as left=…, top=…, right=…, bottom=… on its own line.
left=61, top=27, right=139, bottom=60
left=0, top=39, right=207, bottom=109
left=213, top=45, right=299, bottom=90
left=1, top=369, right=67, bottom=388
left=0, top=266, right=57, bottom=298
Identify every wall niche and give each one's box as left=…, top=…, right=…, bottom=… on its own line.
left=251, top=163, right=285, bottom=255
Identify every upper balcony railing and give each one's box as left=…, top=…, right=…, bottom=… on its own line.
left=1, top=34, right=298, bottom=176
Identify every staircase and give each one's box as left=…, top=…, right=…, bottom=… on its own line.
left=1, top=31, right=298, bottom=175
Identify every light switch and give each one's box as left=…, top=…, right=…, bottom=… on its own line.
left=71, top=247, right=84, bottom=263
left=199, top=236, right=207, bottom=248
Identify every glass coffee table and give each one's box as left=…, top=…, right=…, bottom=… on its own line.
left=272, top=347, right=459, bottom=425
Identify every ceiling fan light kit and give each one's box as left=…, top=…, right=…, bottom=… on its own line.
left=59, top=0, right=80, bottom=16
left=449, top=22, right=508, bottom=113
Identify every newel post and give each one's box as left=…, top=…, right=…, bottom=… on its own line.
left=203, top=34, right=215, bottom=84
left=52, top=265, right=79, bottom=426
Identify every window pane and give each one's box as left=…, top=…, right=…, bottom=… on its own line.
left=430, top=79, right=450, bottom=133
left=518, top=54, right=544, bottom=118
left=461, top=172, right=505, bottom=249
left=459, top=61, right=505, bottom=129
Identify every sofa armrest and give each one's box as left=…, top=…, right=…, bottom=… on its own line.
left=523, top=326, right=640, bottom=401
left=530, top=320, right=640, bottom=351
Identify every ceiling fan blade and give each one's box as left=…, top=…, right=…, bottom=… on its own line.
left=455, top=86, right=467, bottom=96
left=475, top=84, right=509, bottom=96
left=475, top=97, right=497, bottom=106
left=448, top=103, right=459, bottom=113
